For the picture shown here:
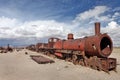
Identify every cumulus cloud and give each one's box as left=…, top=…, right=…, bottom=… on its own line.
left=0, top=17, right=72, bottom=39
left=0, top=16, right=20, bottom=27
left=0, top=6, right=120, bottom=47
left=16, top=20, right=72, bottom=38
left=73, top=6, right=109, bottom=23
left=107, top=21, right=119, bottom=29
left=102, top=21, right=120, bottom=47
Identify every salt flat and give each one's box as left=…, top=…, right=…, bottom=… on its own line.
left=0, top=48, right=119, bottom=80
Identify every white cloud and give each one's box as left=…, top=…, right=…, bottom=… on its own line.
left=18, top=20, right=72, bottom=38
left=0, top=16, right=20, bottom=27
left=107, top=21, right=119, bottom=29
left=0, top=6, right=120, bottom=47
left=73, top=6, right=109, bottom=23
left=103, top=21, right=120, bottom=47
left=112, top=12, right=120, bottom=21
left=0, top=17, right=72, bottom=39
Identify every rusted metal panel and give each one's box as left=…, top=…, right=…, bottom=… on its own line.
left=54, top=39, right=85, bottom=51
left=48, top=37, right=60, bottom=48
left=63, top=39, right=85, bottom=51
left=35, top=43, right=48, bottom=52
left=53, top=40, right=63, bottom=49
left=100, top=58, right=116, bottom=72
left=85, top=56, right=116, bottom=73
left=36, top=43, right=48, bottom=49
left=30, top=55, right=55, bottom=64
left=55, top=52, right=63, bottom=57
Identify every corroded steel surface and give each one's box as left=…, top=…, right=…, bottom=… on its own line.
left=48, top=37, right=60, bottom=48
left=36, top=43, right=48, bottom=49
left=30, top=55, right=54, bottom=64
left=100, top=58, right=116, bottom=73
left=54, top=39, right=85, bottom=51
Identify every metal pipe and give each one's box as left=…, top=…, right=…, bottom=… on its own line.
left=67, top=33, right=74, bottom=40
left=95, top=22, right=100, bottom=35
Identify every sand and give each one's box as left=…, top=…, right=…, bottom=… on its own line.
left=0, top=48, right=120, bottom=80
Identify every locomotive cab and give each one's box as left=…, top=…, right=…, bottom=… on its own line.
left=48, top=37, right=60, bottom=48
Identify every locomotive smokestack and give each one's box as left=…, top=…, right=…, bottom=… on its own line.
left=67, top=33, right=74, bottom=40
left=95, top=22, right=100, bottom=35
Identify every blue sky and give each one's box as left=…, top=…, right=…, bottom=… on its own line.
left=0, top=0, right=120, bottom=46
left=0, top=0, right=119, bottom=22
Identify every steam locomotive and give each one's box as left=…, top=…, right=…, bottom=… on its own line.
left=27, top=22, right=116, bottom=73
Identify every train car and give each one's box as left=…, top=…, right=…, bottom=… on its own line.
left=35, top=43, right=48, bottom=52
left=35, top=38, right=60, bottom=55
left=26, top=44, right=36, bottom=51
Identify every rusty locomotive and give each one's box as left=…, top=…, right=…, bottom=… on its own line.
left=27, top=22, right=117, bottom=73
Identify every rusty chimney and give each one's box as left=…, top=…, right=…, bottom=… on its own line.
left=95, top=22, right=100, bottom=35
left=67, top=33, right=74, bottom=40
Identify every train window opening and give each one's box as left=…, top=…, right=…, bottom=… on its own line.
left=53, top=39, right=57, bottom=42
left=49, top=39, right=52, bottom=42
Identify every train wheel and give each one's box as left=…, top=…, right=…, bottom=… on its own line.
left=88, top=56, right=99, bottom=70
left=73, top=60, right=79, bottom=65
left=65, top=57, right=71, bottom=62
left=65, top=54, right=72, bottom=62
left=72, top=54, right=77, bottom=60
left=79, top=59, right=85, bottom=66
left=72, top=54, right=78, bottom=65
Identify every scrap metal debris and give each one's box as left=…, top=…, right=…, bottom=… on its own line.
left=30, top=55, right=55, bottom=64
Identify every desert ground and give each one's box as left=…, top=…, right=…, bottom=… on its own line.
left=0, top=48, right=120, bottom=80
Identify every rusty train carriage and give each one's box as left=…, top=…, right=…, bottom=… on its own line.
left=35, top=43, right=48, bottom=52
left=27, top=22, right=117, bottom=73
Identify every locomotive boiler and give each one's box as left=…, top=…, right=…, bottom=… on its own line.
left=54, top=22, right=113, bottom=58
